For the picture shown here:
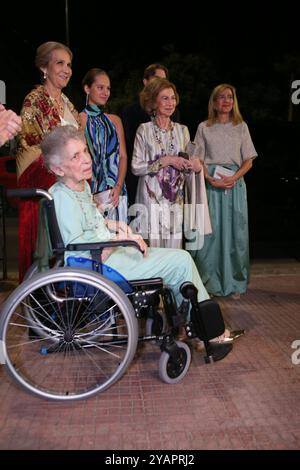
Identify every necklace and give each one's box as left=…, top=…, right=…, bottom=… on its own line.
left=49, top=94, right=65, bottom=115
left=44, top=85, right=65, bottom=115
left=54, top=97, right=64, bottom=115
left=70, top=184, right=101, bottom=230
left=152, top=118, right=175, bottom=156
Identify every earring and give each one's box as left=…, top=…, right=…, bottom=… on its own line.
left=85, top=93, right=89, bottom=106
left=43, top=71, right=47, bottom=80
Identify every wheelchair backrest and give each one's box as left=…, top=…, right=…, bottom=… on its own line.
left=42, top=199, right=65, bottom=254
left=34, top=198, right=66, bottom=272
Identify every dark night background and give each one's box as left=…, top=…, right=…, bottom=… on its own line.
left=1, top=1, right=300, bottom=258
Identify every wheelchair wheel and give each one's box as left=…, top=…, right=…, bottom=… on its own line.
left=22, top=261, right=50, bottom=339
left=23, top=260, right=39, bottom=281
left=145, top=310, right=167, bottom=338
left=22, top=261, right=67, bottom=341
left=0, top=268, right=138, bottom=401
left=158, top=340, right=191, bottom=384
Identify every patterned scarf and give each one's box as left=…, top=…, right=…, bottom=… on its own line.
left=84, top=104, right=126, bottom=195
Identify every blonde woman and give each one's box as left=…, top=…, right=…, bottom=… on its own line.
left=191, top=84, right=258, bottom=298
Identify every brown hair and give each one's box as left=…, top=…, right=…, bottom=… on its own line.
left=81, top=68, right=109, bottom=89
left=143, top=63, right=169, bottom=80
left=139, top=77, right=179, bottom=116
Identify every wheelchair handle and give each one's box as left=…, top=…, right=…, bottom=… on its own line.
left=6, top=188, right=53, bottom=200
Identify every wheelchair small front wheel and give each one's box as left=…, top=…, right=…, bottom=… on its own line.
left=158, top=340, right=191, bottom=384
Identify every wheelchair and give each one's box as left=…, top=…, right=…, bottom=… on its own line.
left=0, top=188, right=232, bottom=401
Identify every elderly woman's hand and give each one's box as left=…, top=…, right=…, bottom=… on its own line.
left=161, top=155, right=192, bottom=171
left=0, top=106, right=22, bottom=146
left=190, top=158, right=203, bottom=173
left=129, top=233, right=148, bottom=257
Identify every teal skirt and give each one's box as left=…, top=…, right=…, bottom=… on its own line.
left=189, top=164, right=249, bottom=296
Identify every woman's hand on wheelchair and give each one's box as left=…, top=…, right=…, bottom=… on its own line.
left=111, top=222, right=148, bottom=256
left=129, top=233, right=148, bottom=257
left=112, top=220, right=148, bottom=255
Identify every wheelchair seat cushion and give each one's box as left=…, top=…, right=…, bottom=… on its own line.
left=66, top=256, right=134, bottom=294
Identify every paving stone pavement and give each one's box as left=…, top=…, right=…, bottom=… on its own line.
left=0, top=260, right=300, bottom=450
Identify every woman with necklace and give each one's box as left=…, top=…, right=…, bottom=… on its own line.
left=191, top=84, right=258, bottom=298
left=16, top=41, right=80, bottom=281
left=131, top=78, right=202, bottom=248
left=80, top=68, right=128, bottom=222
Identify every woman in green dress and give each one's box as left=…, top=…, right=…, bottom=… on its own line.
left=191, top=84, right=258, bottom=298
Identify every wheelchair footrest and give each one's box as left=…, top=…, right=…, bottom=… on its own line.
left=204, top=342, right=232, bottom=363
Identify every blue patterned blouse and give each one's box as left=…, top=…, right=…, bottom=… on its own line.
left=83, top=104, right=127, bottom=196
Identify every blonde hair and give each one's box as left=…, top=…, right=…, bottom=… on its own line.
left=140, top=77, right=179, bottom=116
left=35, top=41, right=73, bottom=71
left=207, top=83, right=243, bottom=126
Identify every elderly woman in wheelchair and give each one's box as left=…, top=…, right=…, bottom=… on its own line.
left=0, top=125, right=243, bottom=401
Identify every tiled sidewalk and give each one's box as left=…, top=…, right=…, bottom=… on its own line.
left=0, top=262, right=300, bottom=450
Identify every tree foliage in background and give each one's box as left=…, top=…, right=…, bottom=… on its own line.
left=2, top=33, right=300, bottom=134
left=106, top=47, right=300, bottom=137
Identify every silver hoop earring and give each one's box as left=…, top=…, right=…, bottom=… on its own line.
left=86, top=93, right=89, bottom=106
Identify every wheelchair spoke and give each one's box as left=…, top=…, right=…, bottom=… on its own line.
left=0, top=268, right=138, bottom=400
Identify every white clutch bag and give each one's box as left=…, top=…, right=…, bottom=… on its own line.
left=213, top=165, right=235, bottom=179
left=93, top=190, right=112, bottom=214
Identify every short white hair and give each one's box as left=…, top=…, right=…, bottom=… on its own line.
left=41, top=125, right=85, bottom=170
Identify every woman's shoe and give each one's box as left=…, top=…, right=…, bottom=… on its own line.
left=229, top=329, right=245, bottom=340
left=218, top=329, right=245, bottom=343
left=209, top=329, right=245, bottom=344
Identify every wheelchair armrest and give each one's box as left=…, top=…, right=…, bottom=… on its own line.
left=67, top=239, right=143, bottom=253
